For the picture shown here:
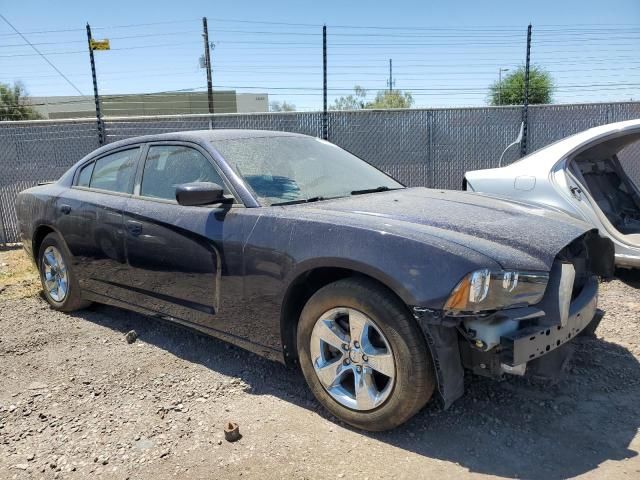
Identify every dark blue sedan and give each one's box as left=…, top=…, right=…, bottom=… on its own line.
left=16, top=130, right=613, bottom=430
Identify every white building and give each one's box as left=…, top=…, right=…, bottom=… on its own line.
left=28, top=91, right=269, bottom=119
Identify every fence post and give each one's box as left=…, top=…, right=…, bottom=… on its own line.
left=0, top=126, right=15, bottom=246
left=322, top=25, right=328, bottom=140
left=0, top=198, right=7, bottom=247
left=520, top=23, right=532, bottom=157
left=86, top=23, right=105, bottom=145
left=427, top=110, right=434, bottom=188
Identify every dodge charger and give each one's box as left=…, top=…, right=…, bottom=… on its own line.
left=16, top=130, right=614, bottom=430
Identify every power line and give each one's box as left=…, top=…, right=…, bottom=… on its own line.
left=0, top=13, right=85, bottom=96
left=1, top=19, right=637, bottom=38
left=7, top=26, right=636, bottom=43
left=0, top=30, right=203, bottom=47
left=5, top=18, right=638, bottom=109
left=6, top=64, right=640, bottom=81
left=0, top=41, right=202, bottom=57
left=0, top=18, right=200, bottom=37
left=2, top=38, right=637, bottom=56
left=113, top=82, right=635, bottom=92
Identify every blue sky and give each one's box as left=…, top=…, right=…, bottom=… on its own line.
left=1, top=0, right=639, bottom=110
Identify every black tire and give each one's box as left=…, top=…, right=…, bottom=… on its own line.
left=297, top=277, right=435, bottom=431
left=579, top=316, right=601, bottom=337
left=38, top=232, right=90, bottom=312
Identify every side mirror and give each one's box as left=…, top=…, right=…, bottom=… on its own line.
left=176, top=182, right=226, bottom=206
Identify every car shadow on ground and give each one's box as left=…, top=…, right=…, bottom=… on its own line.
left=616, top=268, right=640, bottom=288
left=72, top=303, right=640, bottom=480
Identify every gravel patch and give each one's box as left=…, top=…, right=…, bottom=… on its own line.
left=1, top=250, right=639, bottom=479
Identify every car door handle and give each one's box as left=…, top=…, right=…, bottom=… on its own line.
left=60, top=204, right=71, bottom=215
left=126, top=220, right=143, bottom=237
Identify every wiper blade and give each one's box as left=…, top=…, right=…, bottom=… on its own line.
left=272, top=196, right=326, bottom=206
left=351, top=186, right=398, bottom=195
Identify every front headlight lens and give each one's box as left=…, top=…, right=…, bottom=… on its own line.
left=444, top=269, right=548, bottom=314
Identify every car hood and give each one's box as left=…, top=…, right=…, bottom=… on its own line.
left=298, top=187, right=592, bottom=271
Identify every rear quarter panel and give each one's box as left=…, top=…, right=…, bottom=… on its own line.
left=466, top=161, right=589, bottom=222
left=16, top=183, right=66, bottom=260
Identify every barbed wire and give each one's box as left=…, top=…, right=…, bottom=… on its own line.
left=1, top=16, right=638, bottom=114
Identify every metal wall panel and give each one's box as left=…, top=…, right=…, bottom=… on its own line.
left=0, top=120, right=100, bottom=244
left=1, top=103, right=639, bottom=244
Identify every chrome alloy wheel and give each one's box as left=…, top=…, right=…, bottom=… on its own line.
left=42, top=246, right=69, bottom=302
left=310, top=307, right=396, bottom=411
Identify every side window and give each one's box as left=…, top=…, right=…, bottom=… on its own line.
left=90, top=148, right=139, bottom=194
left=140, top=145, right=228, bottom=201
left=76, top=162, right=94, bottom=187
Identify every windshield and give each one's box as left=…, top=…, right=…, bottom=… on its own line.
left=212, top=136, right=403, bottom=205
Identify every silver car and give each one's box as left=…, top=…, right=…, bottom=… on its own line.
left=465, top=119, right=640, bottom=268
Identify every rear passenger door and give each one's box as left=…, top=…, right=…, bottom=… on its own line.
left=57, top=146, right=141, bottom=299
left=121, top=143, right=243, bottom=328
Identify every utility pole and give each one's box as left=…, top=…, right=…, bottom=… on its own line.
left=202, top=17, right=214, bottom=116
left=520, top=24, right=532, bottom=157
left=86, top=23, right=104, bottom=145
left=322, top=24, right=328, bottom=140
left=387, top=58, right=394, bottom=92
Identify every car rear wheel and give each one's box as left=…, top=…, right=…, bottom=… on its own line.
left=297, top=277, right=435, bottom=431
left=38, top=232, right=90, bottom=312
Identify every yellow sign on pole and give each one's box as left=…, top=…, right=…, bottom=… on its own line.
left=90, top=39, right=110, bottom=51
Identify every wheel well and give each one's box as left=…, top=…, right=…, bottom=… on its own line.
left=280, top=267, right=407, bottom=366
left=32, top=225, right=54, bottom=260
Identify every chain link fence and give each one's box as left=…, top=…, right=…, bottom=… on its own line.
left=0, top=119, right=101, bottom=245
left=1, top=102, right=639, bottom=244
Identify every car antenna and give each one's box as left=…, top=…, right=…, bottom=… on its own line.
left=498, top=122, right=524, bottom=168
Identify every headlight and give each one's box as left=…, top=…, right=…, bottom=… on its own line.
left=444, top=269, right=548, bottom=314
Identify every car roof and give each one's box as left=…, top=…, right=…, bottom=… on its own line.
left=93, top=129, right=310, bottom=155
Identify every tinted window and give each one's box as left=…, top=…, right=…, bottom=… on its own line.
left=141, top=145, right=227, bottom=201
left=213, top=136, right=402, bottom=206
left=76, top=162, right=94, bottom=187
left=90, top=149, right=139, bottom=193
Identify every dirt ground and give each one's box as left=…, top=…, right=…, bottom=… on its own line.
left=1, top=248, right=640, bottom=480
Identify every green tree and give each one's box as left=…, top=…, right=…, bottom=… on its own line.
left=330, top=86, right=414, bottom=111
left=329, top=85, right=367, bottom=110
left=0, top=82, right=42, bottom=121
left=367, top=89, right=414, bottom=109
left=269, top=100, right=296, bottom=112
left=489, top=66, right=554, bottom=106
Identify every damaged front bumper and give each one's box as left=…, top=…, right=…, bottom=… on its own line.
left=413, top=273, right=602, bottom=409
left=501, top=276, right=599, bottom=367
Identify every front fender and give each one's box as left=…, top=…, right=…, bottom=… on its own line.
left=282, top=256, right=417, bottom=307
left=280, top=223, right=500, bottom=309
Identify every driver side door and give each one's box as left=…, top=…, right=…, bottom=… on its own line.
left=120, top=142, right=243, bottom=328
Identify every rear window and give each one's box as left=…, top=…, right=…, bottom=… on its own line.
left=89, top=148, right=139, bottom=194
left=76, top=162, right=94, bottom=187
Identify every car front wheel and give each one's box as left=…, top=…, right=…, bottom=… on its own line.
left=297, top=277, right=435, bottom=431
